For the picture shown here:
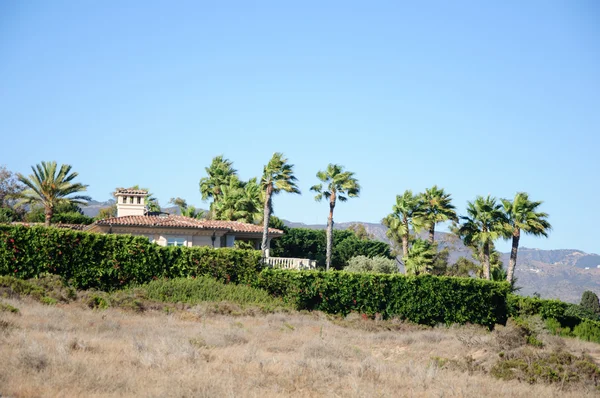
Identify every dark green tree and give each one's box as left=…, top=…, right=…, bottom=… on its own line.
left=418, top=185, right=458, bottom=244
left=581, top=291, right=600, bottom=316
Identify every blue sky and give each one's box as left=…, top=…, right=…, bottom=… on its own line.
left=1, top=1, right=599, bottom=254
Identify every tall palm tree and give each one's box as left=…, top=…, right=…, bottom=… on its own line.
left=404, top=239, right=436, bottom=276
left=215, top=177, right=263, bottom=224
left=419, top=185, right=458, bottom=244
left=199, top=155, right=237, bottom=216
left=261, top=153, right=300, bottom=258
left=501, top=192, right=551, bottom=284
left=455, top=195, right=506, bottom=280
left=382, top=190, right=423, bottom=258
left=17, top=161, right=90, bottom=226
left=310, top=164, right=360, bottom=271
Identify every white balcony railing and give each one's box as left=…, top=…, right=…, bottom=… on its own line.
left=264, top=257, right=317, bottom=270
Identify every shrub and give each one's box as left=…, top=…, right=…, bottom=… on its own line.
left=257, top=269, right=510, bottom=328
left=0, top=224, right=263, bottom=291
left=580, top=290, right=600, bottom=316
left=344, top=255, right=398, bottom=274
left=573, top=319, right=600, bottom=343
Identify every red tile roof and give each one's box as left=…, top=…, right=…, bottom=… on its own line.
left=93, top=215, right=283, bottom=235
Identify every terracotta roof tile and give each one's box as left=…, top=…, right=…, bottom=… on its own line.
left=93, top=215, right=283, bottom=235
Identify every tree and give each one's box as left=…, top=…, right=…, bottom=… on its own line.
left=199, top=155, right=237, bottom=217
left=25, top=201, right=93, bottom=225
left=311, top=164, right=360, bottom=271
left=581, top=291, right=600, bottom=316
left=404, top=239, right=435, bottom=275
left=0, top=165, right=25, bottom=221
left=169, top=197, right=204, bottom=219
left=382, top=190, right=423, bottom=258
left=347, top=223, right=372, bottom=240
left=501, top=192, right=551, bottom=284
left=16, top=161, right=90, bottom=226
left=419, top=185, right=457, bottom=244
left=344, top=255, right=398, bottom=274
left=96, top=205, right=117, bottom=220
left=261, top=153, right=300, bottom=258
left=455, top=195, right=506, bottom=280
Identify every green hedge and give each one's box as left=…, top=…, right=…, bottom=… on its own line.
left=508, top=294, right=600, bottom=343
left=0, top=225, right=263, bottom=290
left=257, top=269, right=510, bottom=327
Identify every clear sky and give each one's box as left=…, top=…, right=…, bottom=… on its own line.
left=1, top=1, right=599, bottom=254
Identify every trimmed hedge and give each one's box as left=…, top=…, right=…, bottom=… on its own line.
left=0, top=225, right=263, bottom=290
left=257, top=269, right=510, bottom=327
left=508, top=294, right=600, bottom=343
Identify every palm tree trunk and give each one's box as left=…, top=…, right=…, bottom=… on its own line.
left=506, top=229, right=520, bottom=283
left=483, top=242, right=491, bottom=280
left=326, top=194, right=336, bottom=271
left=44, top=206, right=53, bottom=227
left=401, top=233, right=409, bottom=258
left=261, top=186, right=273, bottom=260
left=428, top=224, right=435, bottom=244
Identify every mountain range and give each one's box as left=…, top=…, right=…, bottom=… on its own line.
left=82, top=201, right=600, bottom=304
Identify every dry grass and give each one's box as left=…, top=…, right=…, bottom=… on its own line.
left=1, top=297, right=600, bottom=397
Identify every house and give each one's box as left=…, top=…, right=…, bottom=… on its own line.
left=85, top=189, right=283, bottom=254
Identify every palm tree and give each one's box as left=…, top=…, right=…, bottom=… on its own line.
left=382, top=190, right=423, bottom=258
left=215, top=177, right=263, bottom=224
left=169, top=197, right=204, bottom=219
left=404, top=239, right=435, bottom=276
left=501, top=192, right=551, bottom=284
left=17, top=161, right=90, bottom=226
left=199, top=155, right=237, bottom=216
left=419, top=185, right=458, bottom=244
left=455, top=195, right=506, bottom=280
left=310, top=164, right=360, bottom=271
left=261, top=153, right=300, bottom=258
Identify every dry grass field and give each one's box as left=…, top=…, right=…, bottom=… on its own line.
left=1, top=296, right=600, bottom=398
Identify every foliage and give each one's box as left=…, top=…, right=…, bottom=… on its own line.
left=382, top=190, right=423, bottom=258
left=344, top=255, right=398, bottom=274
left=214, top=176, right=262, bottom=223
left=455, top=195, right=506, bottom=280
left=501, top=192, right=551, bottom=283
left=169, top=197, right=205, bottom=219
left=260, top=153, right=300, bottom=257
left=507, top=293, right=600, bottom=343
left=16, top=161, right=91, bottom=226
left=310, top=163, right=360, bottom=270
left=95, top=205, right=117, bottom=220
left=270, top=228, right=392, bottom=270
left=143, top=276, right=288, bottom=309
left=418, top=185, right=457, bottom=244
left=257, top=269, right=510, bottom=328
left=403, top=239, right=435, bottom=275
left=25, top=202, right=94, bottom=225
left=0, top=225, right=263, bottom=291
left=0, top=165, right=25, bottom=220
left=347, top=223, right=372, bottom=240
left=580, top=290, right=600, bottom=316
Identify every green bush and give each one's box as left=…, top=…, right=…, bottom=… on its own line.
left=0, top=225, right=263, bottom=291
left=257, top=269, right=510, bottom=328
left=508, top=293, right=600, bottom=344
left=573, top=319, right=600, bottom=343
left=143, top=276, right=288, bottom=309
left=344, top=255, right=399, bottom=274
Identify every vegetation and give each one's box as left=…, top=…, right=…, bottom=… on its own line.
left=0, top=165, right=25, bottom=222
left=270, top=227, right=392, bottom=270
left=455, top=196, right=506, bottom=280
left=0, top=224, right=263, bottom=290
left=580, top=291, right=600, bottom=317
left=199, top=155, right=238, bottom=217
left=310, top=164, right=360, bottom=271
left=260, top=153, right=300, bottom=258
left=501, top=192, right=552, bottom=283
left=258, top=269, right=510, bottom=327
left=24, top=202, right=94, bottom=225
left=419, top=185, right=457, bottom=244
left=344, top=255, right=398, bottom=274
left=382, top=190, right=422, bottom=258
left=16, top=161, right=91, bottom=226
left=169, top=197, right=204, bottom=219
left=404, top=239, right=436, bottom=276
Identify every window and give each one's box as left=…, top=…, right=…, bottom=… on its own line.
left=137, top=197, right=141, bottom=204
left=129, top=196, right=134, bottom=204
left=122, top=196, right=128, bottom=204
left=167, top=237, right=186, bottom=247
